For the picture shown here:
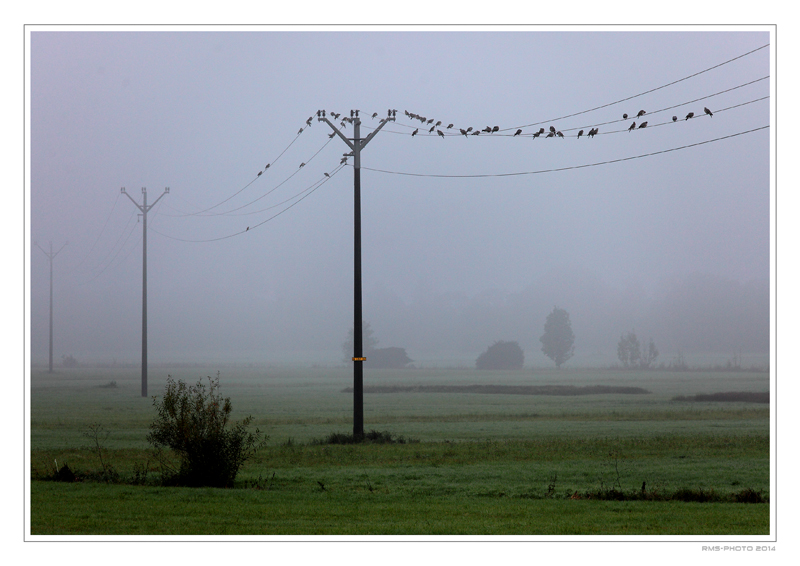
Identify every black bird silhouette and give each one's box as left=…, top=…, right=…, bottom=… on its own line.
left=340, top=156, right=348, bottom=164
left=532, top=131, right=541, bottom=138
left=588, top=128, right=598, bottom=138
left=704, top=107, right=713, bottom=117
left=412, top=128, right=418, bottom=137
left=429, top=125, right=435, bottom=133
left=514, top=129, right=522, bottom=136
left=483, top=126, right=492, bottom=133
left=466, top=127, right=473, bottom=133
left=329, top=132, right=335, bottom=138
left=623, top=113, right=628, bottom=120
left=427, top=118, right=434, bottom=124
left=472, top=130, right=480, bottom=135
left=672, top=116, right=678, bottom=122
left=298, top=128, right=304, bottom=135
left=246, top=227, right=249, bottom=231
left=546, top=132, right=555, bottom=138
left=549, top=126, right=556, bottom=134
left=637, top=110, right=646, bottom=118
left=577, top=129, right=584, bottom=139
left=460, top=128, right=468, bottom=136
left=257, top=171, right=262, bottom=176
left=324, top=172, right=330, bottom=177
left=437, top=129, right=444, bottom=138
left=638, top=121, right=647, bottom=129
left=372, top=112, right=378, bottom=119
left=686, top=112, right=694, bottom=120
left=628, top=122, right=636, bottom=132
left=492, top=126, right=499, bottom=133
left=331, top=112, right=340, bottom=119
left=538, top=128, right=545, bottom=134
left=299, top=162, right=305, bottom=168
left=306, top=117, right=313, bottom=126
left=556, top=131, right=564, bottom=138
left=435, top=120, right=442, bottom=127
left=447, top=123, right=454, bottom=129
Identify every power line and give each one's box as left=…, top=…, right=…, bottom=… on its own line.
left=150, top=163, right=347, bottom=243
left=360, top=125, right=769, bottom=179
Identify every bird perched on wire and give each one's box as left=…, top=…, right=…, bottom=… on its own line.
left=437, top=129, right=445, bottom=138
left=686, top=112, right=694, bottom=120
left=246, top=227, right=249, bottom=231
left=299, top=162, right=305, bottom=168
left=588, top=127, right=598, bottom=138
left=298, top=128, right=304, bottom=135
left=638, top=121, right=647, bottom=129
left=514, top=129, right=522, bottom=136
left=538, top=128, right=545, bottom=135
left=637, top=110, right=646, bottom=118
left=306, top=117, right=313, bottom=127
left=546, top=131, right=555, bottom=138
left=447, top=123, right=454, bottom=129
left=623, top=113, right=628, bottom=120
left=460, top=128, right=468, bottom=137
left=628, top=122, right=636, bottom=132
left=557, top=131, right=564, bottom=138
left=372, top=112, right=378, bottom=119
left=429, top=125, right=435, bottom=133
left=427, top=118, right=434, bottom=125
left=577, top=129, right=584, bottom=139
left=549, top=126, right=556, bottom=134
left=324, top=172, right=330, bottom=177
left=532, top=131, right=541, bottom=139
left=412, top=129, right=418, bottom=137
left=329, top=132, right=336, bottom=138
left=466, top=127, right=473, bottom=133
left=483, top=126, right=492, bottom=133
left=704, top=107, right=713, bottom=117
left=340, top=156, right=348, bottom=164
left=435, top=120, right=442, bottom=127
left=492, top=126, right=499, bottom=133
left=673, top=116, right=678, bottom=122
left=257, top=171, right=262, bottom=176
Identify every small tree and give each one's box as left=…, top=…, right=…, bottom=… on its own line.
left=147, top=374, right=268, bottom=487
left=540, top=307, right=575, bottom=369
left=369, top=347, right=413, bottom=369
left=342, top=321, right=379, bottom=363
left=617, top=331, right=641, bottom=368
left=617, top=331, right=659, bottom=369
left=476, top=340, right=525, bottom=370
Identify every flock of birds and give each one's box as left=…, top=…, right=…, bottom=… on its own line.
left=402, top=106, right=714, bottom=140
left=253, top=106, right=715, bottom=177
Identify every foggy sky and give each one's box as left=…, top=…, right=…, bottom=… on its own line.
left=28, top=28, right=772, bottom=366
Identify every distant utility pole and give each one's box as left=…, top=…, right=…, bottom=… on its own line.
left=317, top=109, right=396, bottom=439
left=121, top=187, right=169, bottom=397
left=34, top=240, right=67, bottom=373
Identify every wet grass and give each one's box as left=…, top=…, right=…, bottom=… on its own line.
left=29, top=365, right=771, bottom=535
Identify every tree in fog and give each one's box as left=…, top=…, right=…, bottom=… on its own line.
left=342, top=321, right=379, bottom=363
left=617, top=330, right=659, bottom=368
left=540, top=307, right=575, bottom=369
left=476, top=340, right=525, bottom=370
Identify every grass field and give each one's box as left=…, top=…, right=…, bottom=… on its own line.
left=28, top=364, right=771, bottom=536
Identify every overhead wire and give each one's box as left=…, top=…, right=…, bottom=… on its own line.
left=150, top=162, right=347, bottom=243
left=360, top=125, right=769, bottom=179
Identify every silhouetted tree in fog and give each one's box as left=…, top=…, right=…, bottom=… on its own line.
left=540, top=307, right=575, bottom=369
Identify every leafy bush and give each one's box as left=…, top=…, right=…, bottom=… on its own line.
left=476, top=340, right=524, bottom=370
left=147, top=374, right=268, bottom=487
left=311, top=430, right=416, bottom=445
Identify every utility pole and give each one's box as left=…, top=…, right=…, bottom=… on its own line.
left=121, top=186, right=169, bottom=397
left=317, top=109, right=396, bottom=439
left=34, top=240, right=67, bottom=373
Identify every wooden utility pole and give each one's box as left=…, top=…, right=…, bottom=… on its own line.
left=121, top=187, right=169, bottom=397
left=317, top=109, right=396, bottom=439
left=34, top=240, right=67, bottom=373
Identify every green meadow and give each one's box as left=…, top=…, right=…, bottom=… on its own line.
left=29, top=365, right=770, bottom=536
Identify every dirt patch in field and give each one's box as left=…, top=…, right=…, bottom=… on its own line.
left=342, top=384, right=651, bottom=396
left=672, top=391, right=769, bottom=404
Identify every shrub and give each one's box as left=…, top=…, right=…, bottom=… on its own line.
left=476, top=340, right=524, bottom=370
left=147, top=374, right=268, bottom=488
left=368, top=347, right=413, bottom=369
